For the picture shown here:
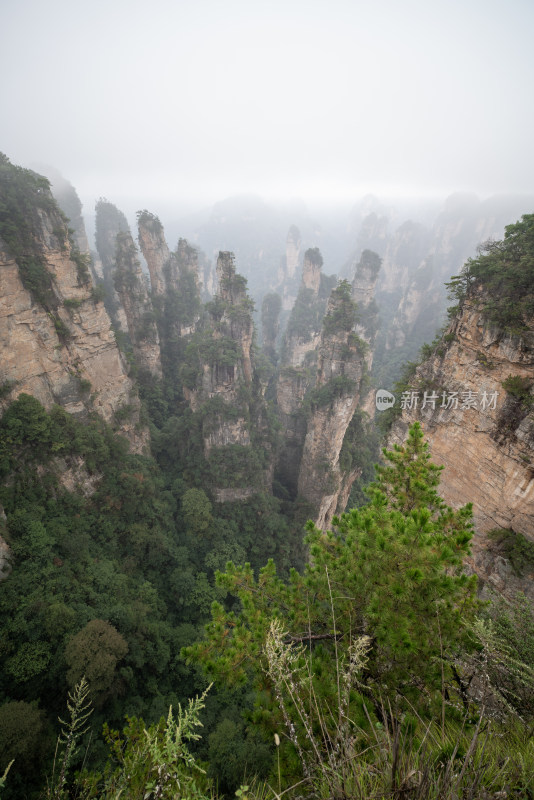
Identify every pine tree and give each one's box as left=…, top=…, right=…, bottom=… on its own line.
left=185, top=423, right=478, bottom=720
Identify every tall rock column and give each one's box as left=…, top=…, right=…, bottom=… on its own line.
left=182, top=252, right=272, bottom=501
left=137, top=211, right=169, bottom=297
left=94, top=199, right=131, bottom=331
left=274, top=248, right=335, bottom=497
left=113, top=232, right=162, bottom=378
left=297, top=281, right=368, bottom=528
left=277, top=225, right=302, bottom=311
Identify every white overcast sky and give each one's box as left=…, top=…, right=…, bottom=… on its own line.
left=1, top=0, right=533, bottom=210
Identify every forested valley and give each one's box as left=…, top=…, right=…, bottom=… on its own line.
left=0, top=154, right=533, bottom=799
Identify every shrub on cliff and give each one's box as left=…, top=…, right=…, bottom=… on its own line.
left=447, top=213, right=534, bottom=332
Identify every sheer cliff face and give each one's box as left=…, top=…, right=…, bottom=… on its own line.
left=274, top=250, right=378, bottom=525
left=94, top=200, right=130, bottom=332
left=276, top=225, right=301, bottom=311
left=274, top=250, right=331, bottom=496
left=184, top=252, right=270, bottom=501
left=45, top=168, right=91, bottom=256
left=113, top=232, right=162, bottom=378
left=0, top=171, right=146, bottom=452
left=297, top=286, right=368, bottom=528
left=285, top=225, right=301, bottom=280
left=281, top=249, right=332, bottom=372
left=138, top=215, right=201, bottom=335
left=388, top=298, right=534, bottom=596
left=187, top=251, right=254, bottom=410
left=137, top=213, right=170, bottom=297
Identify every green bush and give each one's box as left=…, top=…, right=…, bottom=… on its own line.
left=502, top=374, right=533, bottom=407
left=446, top=214, right=534, bottom=332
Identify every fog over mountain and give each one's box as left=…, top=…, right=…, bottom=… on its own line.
left=2, top=0, right=533, bottom=215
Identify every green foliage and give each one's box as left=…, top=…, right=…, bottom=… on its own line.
left=487, top=528, right=534, bottom=576
left=78, top=688, right=214, bottom=799
left=358, top=248, right=382, bottom=276
left=70, top=245, right=92, bottom=286
left=502, top=374, right=533, bottom=407
left=322, top=280, right=358, bottom=335
left=0, top=701, right=50, bottom=797
left=207, top=718, right=272, bottom=794
left=470, top=594, right=534, bottom=721
left=65, top=620, right=129, bottom=700
left=304, top=247, right=323, bottom=267
left=0, top=380, right=16, bottom=400
left=0, top=760, right=13, bottom=794
left=376, top=326, right=452, bottom=434
left=90, top=284, right=106, bottom=303
left=446, top=213, right=534, bottom=332
left=186, top=424, right=477, bottom=724
left=306, top=375, right=356, bottom=410
left=221, top=271, right=249, bottom=298
left=64, top=297, right=83, bottom=311
left=136, top=208, right=163, bottom=233
left=182, top=488, right=213, bottom=534
left=51, top=313, right=72, bottom=341
left=46, top=677, right=93, bottom=800
left=0, top=153, right=59, bottom=309
left=284, top=287, right=325, bottom=342
left=0, top=394, right=194, bottom=794
left=341, top=409, right=380, bottom=506
left=208, top=445, right=266, bottom=489
left=199, top=335, right=240, bottom=367
left=261, top=293, right=281, bottom=330
left=95, top=199, right=130, bottom=266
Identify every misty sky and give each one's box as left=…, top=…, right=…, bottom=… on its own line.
left=2, top=0, right=534, bottom=210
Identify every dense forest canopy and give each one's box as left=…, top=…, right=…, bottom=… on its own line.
left=0, top=157, right=533, bottom=798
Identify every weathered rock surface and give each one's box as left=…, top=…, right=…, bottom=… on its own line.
left=94, top=199, right=130, bottom=332
left=389, top=298, right=534, bottom=535
left=388, top=296, right=534, bottom=597
left=277, top=225, right=301, bottom=311
left=274, top=249, right=332, bottom=496
left=0, top=182, right=147, bottom=452
left=113, top=231, right=162, bottom=378
left=184, top=252, right=272, bottom=498
left=297, top=286, right=367, bottom=528
left=137, top=212, right=171, bottom=297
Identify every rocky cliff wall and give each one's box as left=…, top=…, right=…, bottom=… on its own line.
left=113, top=231, right=162, bottom=378
left=0, top=163, right=147, bottom=451
left=388, top=297, right=534, bottom=598
left=297, top=283, right=368, bottom=528
left=183, top=252, right=272, bottom=500
left=93, top=199, right=130, bottom=332
left=137, top=212, right=169, bottom=296
left=389, top=298, right=534, bottom=535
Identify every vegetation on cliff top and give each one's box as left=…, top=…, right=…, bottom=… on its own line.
left=447, top=213, right=534, bottom=333
left=0, top=153, right=61, bottom=309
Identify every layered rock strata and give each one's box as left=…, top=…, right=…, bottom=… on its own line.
left=0, top=165, right=146, bottom=451
left=297, top=283, right=368, bottom=528
left=388, top=296, right=534, bottom=597
left=94, top=199, right=130, bottom=331
left=113, top=231, right=162, bottom=378
left=274, top=248, right=334, bottom=497
left=184, top=252, right=271, bottom=501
